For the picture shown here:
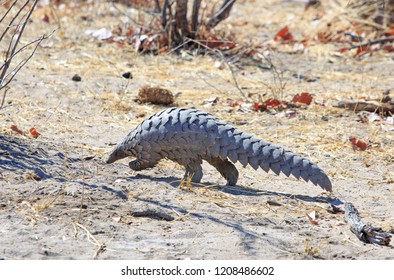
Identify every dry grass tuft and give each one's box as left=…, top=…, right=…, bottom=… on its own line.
left=137, top=86, right=175, bottom=105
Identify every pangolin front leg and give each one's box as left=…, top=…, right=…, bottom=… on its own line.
left=129, top=159, right=159, bottom=171
left=129, top=152, right=163, bottom=171
left=184, top=160, right=203, bottom=183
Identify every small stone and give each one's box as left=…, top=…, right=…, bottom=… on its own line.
left=72, top=74, right=82, bottom=82
left=122, top=71, right=133, bottom=79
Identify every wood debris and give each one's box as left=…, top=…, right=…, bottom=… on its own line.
left=344, top=202, right=391, bottom=246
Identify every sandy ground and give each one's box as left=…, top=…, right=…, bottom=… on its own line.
left=0, top=0, right=393, bottom=259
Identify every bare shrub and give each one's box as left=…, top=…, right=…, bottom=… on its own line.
left=162, top=0, right=237, bottom=46
left=0, top=0, right=52, bottom=108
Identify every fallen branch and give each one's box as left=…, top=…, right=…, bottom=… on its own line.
left=336, top=100, right=394, bottom=115
left=131, top=209, right=174, bottom=221
left=344, top=202, right=391, bottom=246
left=347, top=36, right=394, bottom=50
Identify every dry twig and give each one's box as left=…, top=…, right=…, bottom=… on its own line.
left=74, top=222, right=106, bottom=259
left=131, top=209, right=174, bottom=221
left=206, top=0, right=237, bottom=29
left=347, top=36, right=394, bottom=50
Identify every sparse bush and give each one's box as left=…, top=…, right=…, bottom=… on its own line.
left=161, top=0, right=237, bottom=47
left=0, top=0, right=51, bottom=108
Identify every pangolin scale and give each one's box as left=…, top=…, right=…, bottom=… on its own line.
left=107, top=107, right=332, bottom=191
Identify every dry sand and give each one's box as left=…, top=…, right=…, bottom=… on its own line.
left=0, top=0, right=393, bottom=259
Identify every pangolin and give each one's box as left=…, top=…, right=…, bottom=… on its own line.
left=107, top=107, right=332, bottom=191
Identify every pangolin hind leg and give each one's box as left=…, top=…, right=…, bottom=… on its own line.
left=207, top=157, right=239, bottom=186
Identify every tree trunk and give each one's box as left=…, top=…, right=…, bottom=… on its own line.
left=190, top=0, right=201, bottom=37
left=175, top=0, right=189, bottom=43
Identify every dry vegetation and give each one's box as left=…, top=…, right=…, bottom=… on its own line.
left=0, top=0, right=393, bottom=260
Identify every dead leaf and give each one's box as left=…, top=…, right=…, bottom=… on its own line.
left=214, top=60, right=225, bottom=69
left=349, top=136, right=367, bottom=151
left=42, top=14, right=50, bottom=23
left=203, top=97, right=219, bottom=105
left=383, top=45, right=394, bottom=52
left=314, top=99, right=326, bottom=106
left=292, top=92, right=312, bottom=105
left=3, top=1, right=11, bottom=9
left=85, top=28, right=113, bottom=40
left=10, top=124, right=23, bottom=134
left=337, top=47, right=349, bottom=53
left=384, top=27, right=394, bottom=36
left=112, top=217, right=121, bottom=222
left=354, top=45, right=370, bottom=57
left=273, top=26, right=294, bottom=43
left=29, top=127, right=40, bottom=138
left=381, top=124, right=394, bottom=131
left=306, top=211, right=318, bottom=225
left=203, top=35, right=237, bottom=49
left=263, top=98, right=281, bottom=107
left=367, top=112, right=381, bottom=123
left=252, top=98, right=288, bottom=111
left=114, top=178, right=127, bottom=184
left=277, top=110, right=297, bottom=118
left=226, top=98, right=239, bottom=107
left=252, top=101, right=265, bottom=111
